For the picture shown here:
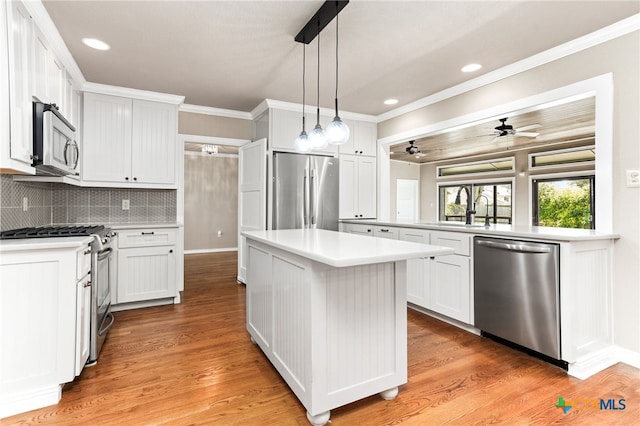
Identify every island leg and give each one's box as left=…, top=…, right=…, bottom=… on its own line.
left=306, top=410, right=330, bottom=426
left=379, top=386, right=399, bottom=400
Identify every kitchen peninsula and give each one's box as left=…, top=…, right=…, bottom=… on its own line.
left=242, top=229, right=454, bottom=426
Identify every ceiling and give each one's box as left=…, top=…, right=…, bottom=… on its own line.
left=42, top=1, right=639, bottom=116
left=390, top=95, right=596, bottom=163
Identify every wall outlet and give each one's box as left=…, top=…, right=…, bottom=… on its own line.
left=217, top=230, right=222, bottom=238
left=22, top=197, right=28, bottom=212
left=626, top=169, right=640, bottom=188
left=122, top=199, right=130, bottom=210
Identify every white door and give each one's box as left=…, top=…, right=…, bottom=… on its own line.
left=238, top=138, right=267, bottom=283
left=396, top=179, right=419, bottom=221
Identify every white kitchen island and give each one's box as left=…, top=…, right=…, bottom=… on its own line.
left=242, top=229, right=454, bottom=425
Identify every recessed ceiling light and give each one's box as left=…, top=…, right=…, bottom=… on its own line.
left=82, top=38, right=110, bottom=51
left=461, top=63, right=482, bottom=73
left=384, top=98, right=399, bottom=105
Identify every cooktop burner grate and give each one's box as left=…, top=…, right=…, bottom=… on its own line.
left=0, top=225, right=106, bottom=239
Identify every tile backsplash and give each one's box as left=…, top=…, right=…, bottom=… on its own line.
left=0, top=174, right=177, bottom=231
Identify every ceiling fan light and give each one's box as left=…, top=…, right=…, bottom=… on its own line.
left=326, top=117, right=350, bottom=145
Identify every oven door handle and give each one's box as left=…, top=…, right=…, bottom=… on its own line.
left=98, top=312, right=115, bottom=336
left=97, top=247, right=113, bottom=261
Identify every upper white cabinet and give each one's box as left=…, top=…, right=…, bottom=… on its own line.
left=82, top=92, right=177, bottom=187
left=4, top=0, right=34, bottom=172
left=339, top=120, right=377, bottom=156
left=339, top=154, right=376, bottom=219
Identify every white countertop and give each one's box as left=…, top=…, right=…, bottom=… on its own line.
left=109, top=222, right=181, bottom=230
left=0, top=236, right=92, bottom=252
left=242, top=229, right=455, bottom=268
left=341, top=219, right=620, bottom=242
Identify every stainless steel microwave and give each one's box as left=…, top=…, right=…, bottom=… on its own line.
left=32, top=102, right=79, bottom=176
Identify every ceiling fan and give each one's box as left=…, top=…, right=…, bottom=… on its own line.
left=490, top=117, right=541, bottom=142
left=405, top=140, right=420, bottom=155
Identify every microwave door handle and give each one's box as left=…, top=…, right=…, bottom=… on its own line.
left=73, top=141, right=79, bottom=169
left=63, top=139, right=72, bottom=166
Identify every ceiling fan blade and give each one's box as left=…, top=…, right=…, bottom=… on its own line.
left=516, top=131, right=540, bottom=137
left=516, top=124, right=542, bottom=132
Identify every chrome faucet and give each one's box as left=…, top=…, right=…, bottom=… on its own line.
left=454, top=185, right=475, bottom=224
left=475, top=194, right=491, bottom=227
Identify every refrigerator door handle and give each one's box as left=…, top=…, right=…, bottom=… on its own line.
left=310, top=168, right=316, bottom=225
left=303, top=170, right=309, bottom=226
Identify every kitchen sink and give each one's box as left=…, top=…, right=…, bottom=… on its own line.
left=418, top=222, right=489, bottom=228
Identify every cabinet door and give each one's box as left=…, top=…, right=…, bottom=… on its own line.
left=398, top=228, right=431, bottom=307
left=430, top=255, right=471, bottom=323
left=75, top=276, right=91, bottom=376
left=32, top=26, right=50, bottom=103
left=373, top=225, right=398, bottom=239
left=338, top=119, right=357, bottom=154
left=345, top=223, right=373, bottom=236
left=7, top=1, right=33, bottom=166
left=356, top=121, right=377, bottom=156
left=339, top=155, right=357, bottom=218
left=269, top=108, right=301, bottom=151
left=131, top=100, right=177, bottom=184
left=357, top=156, right=377, bottom=218
left=117, top=246, right=176, bottom=303
left=49, top=56, right=65, bottom=109
left=82, top=93, right=132, bottom=182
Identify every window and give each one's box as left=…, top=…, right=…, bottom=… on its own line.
left=439, top=182, right=512, bottom=224
left=529, top=145, right=595, bottom=169
left=437, top=157, right=514, bottom=177
left=532, top=175, right=595, bottom=229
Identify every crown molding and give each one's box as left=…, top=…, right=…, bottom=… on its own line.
left=178, top=134, right=251, bottom=147
left=82, top=82, right=185, bottom=104
left=179, top=104, right=252, bottom=120
left=251, top=99, right=377, bottom=122
left=377, top=13, right=640, bottom=123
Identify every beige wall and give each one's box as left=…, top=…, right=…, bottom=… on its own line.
left=179, top=111, right=253, bottom=140
left=379, top=32, right=640, bottom=352
left=184, top=153, right=238, bottom=251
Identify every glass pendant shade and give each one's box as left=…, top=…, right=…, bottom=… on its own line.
left=294, top=130, right=311, bottom=152
left=326, top=116, right=350, bottom=145
left=309, top=124, right=328, bottom=149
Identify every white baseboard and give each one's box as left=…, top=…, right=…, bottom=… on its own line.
left=184, top=248, right=238, bottom=254
left=0, top=384, right=62, bottom=419
left=615, top=346, right=640, bottom=369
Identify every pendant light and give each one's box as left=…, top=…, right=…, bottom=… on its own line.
left=309, top=22, right=328, bottom=150
left=294, top=42, right=311, bottom=152
left=325, top=11, right=350, bottom=145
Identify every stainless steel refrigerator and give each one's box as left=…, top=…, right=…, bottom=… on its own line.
left=272, top=152, right=339, bottom=231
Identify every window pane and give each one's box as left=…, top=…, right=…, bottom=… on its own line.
left=439, top=183, right=512, bottom=224
left=438, top=158, right=514, bottom=177
left=531, top=147, right=595, bottom=168
left=535, top=177, right=593, bottom=229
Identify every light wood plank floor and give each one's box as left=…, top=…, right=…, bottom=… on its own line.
left=5, top=252, right=639, bottom=425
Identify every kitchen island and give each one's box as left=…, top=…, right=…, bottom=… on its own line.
left=242, top=229, right=454, bottom=425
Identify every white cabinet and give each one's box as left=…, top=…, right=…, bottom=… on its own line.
left=428, top=231, right=472, bottom=323
left=75, top=245, right=92, bottom=376
left=269, top=108, right=337, bottom=155
left=373, top=225, right=398, bottom=239
left=339, top=120, right=377, bottom=156
left=5, top=0, right=34, bottom=170
left=82, top=92, right=177, bottom=187
left=32, top=25, right=70, bottom=113
left=0, top=239, right=90, bottom=418
left=339, top=155, right=376, bottom=219
left=343, top=222, right=373, bottom=236
left=116, top=228, right=178, bottom=306
left=398, top=228, right=431, bottom=307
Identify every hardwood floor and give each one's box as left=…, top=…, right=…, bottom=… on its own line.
left=5, top=252, right=639, bottom=425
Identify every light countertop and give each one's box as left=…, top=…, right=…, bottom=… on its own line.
left=341, top=219, right=620, bottom=242
left=0, top=236, right=92, bottom=252
left=109, top=222, right=182, bottom=230
left=242, top=229, right=454, bottom=268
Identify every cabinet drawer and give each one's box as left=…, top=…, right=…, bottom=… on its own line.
left=373, top=225, right=398, bottom=240
left=398, top=228, right=430, bottom=244
left=118, top=228, right=177, bottom=248
left=430, top=231, right=471, bottom=256
left=345, top=223, right=374, bottom=236
left=76, top=244, right=92, bottom=279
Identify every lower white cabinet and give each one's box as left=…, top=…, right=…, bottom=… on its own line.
left=116, top=228, right=177, bottom=305
left=430, top=254, right=471, bottom=323
left=75, top=273, right=91, bottom=375
left=398, top=228, right=431, bottom=308
left=0, top=239, right=91, bottom=418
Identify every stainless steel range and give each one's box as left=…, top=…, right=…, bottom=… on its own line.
left=0, top=225, right=116, bottom=364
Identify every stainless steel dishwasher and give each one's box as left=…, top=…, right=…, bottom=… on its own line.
left=474, top=236, right=561, bottom=359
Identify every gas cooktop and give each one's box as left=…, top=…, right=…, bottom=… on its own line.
left=0, top=225, right=106, bottom=239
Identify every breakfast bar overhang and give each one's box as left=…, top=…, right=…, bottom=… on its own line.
left=242, top=229, right=454, bottom=425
